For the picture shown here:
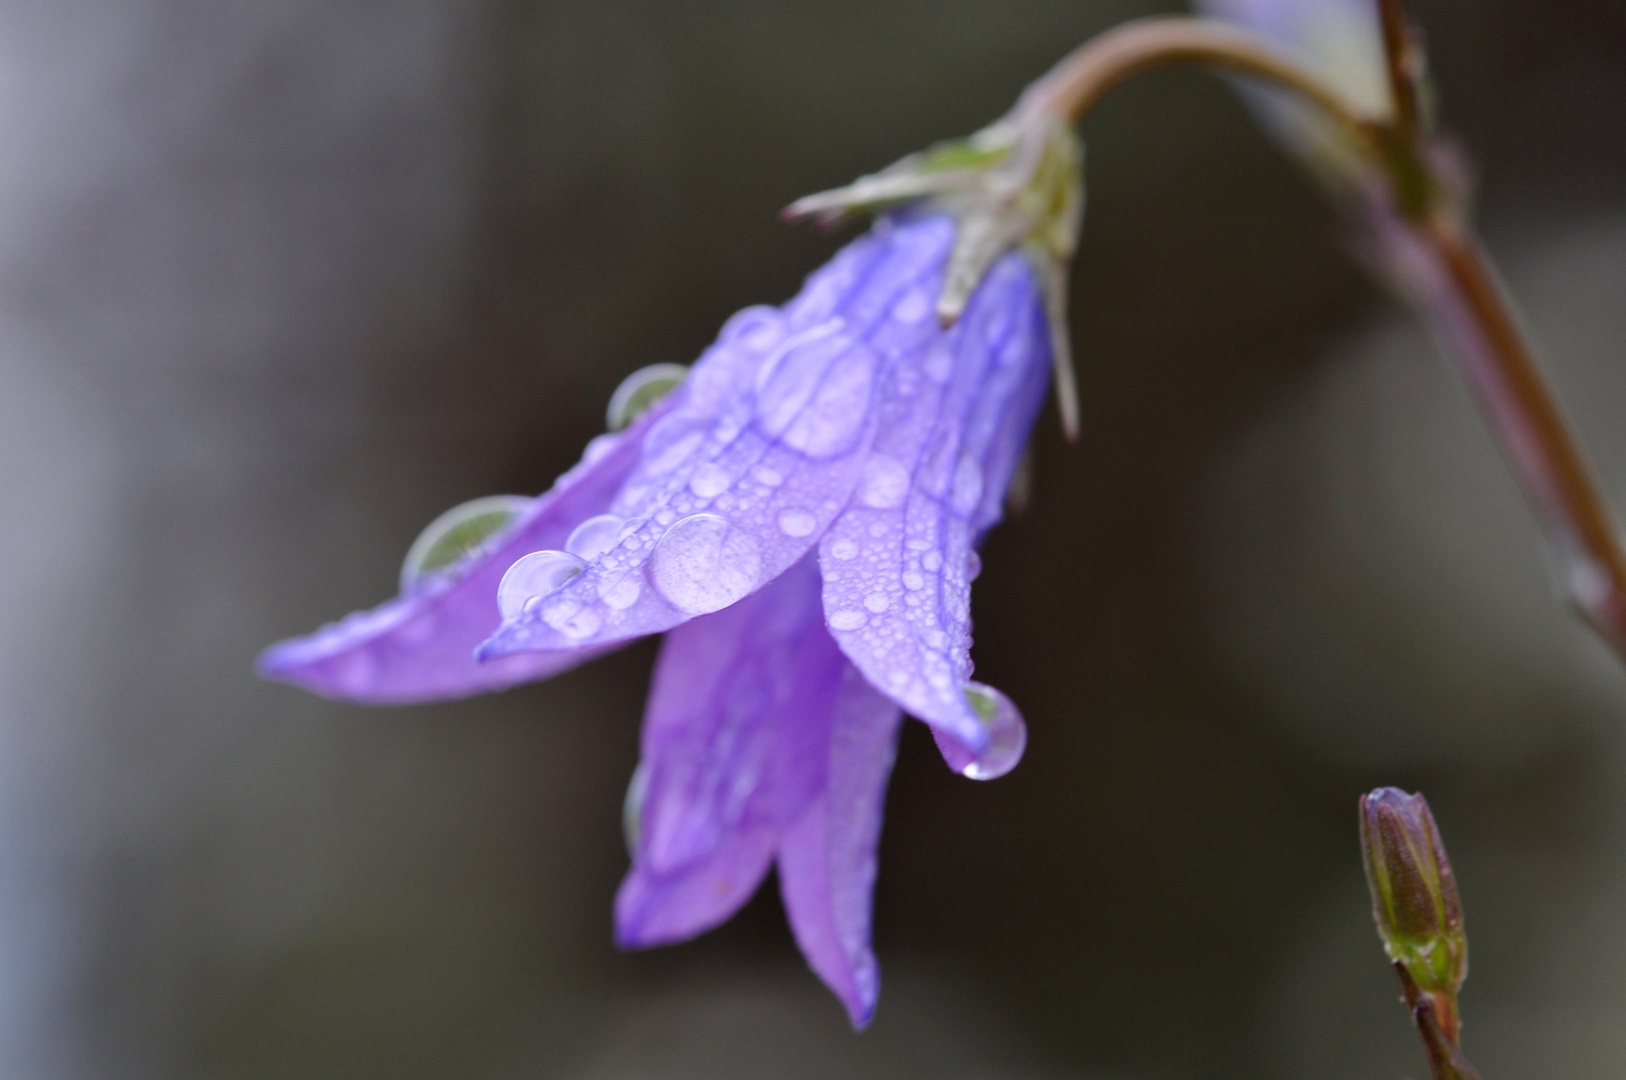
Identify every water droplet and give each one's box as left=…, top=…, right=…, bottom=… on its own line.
left=622, top=760, right=650, bottom=855
left=599, top=575, right=641, bottom=610
left=828, top=609, right=868, bottom=631
left=829, top=538, right=858, bottom=560
left=751, top=464, right=784, bottom=487
left=649, top=513, right=761, bottom=614
left=565, top=514, right=626, bottom=561
left=642, top=412, right=708, bottom=475
left=777, top=508, right=817, bottom=537
left=400, top=495, right=533, bottom=591
left=922, top=551, right=942, bottom=572
left=561, top=607, right=603, bottom=639
left=859, top=455, right=910, bottom=509
left=934, top=682, right=1026, bottom=780
left=688, top=462, right=730, bottom=499
left=951, top=454, right=984, bottom=514
left=902, top=571, right=925, bottom=590
left=582, top=433, right=620, bottom=464
left=892, top=290, right=930, bottom=325
left=863, top=592, right=890, bottom=614
left=754, top=324, right=876, bottom=458
left=967, top=551, right=982, bottom=582
left=497, top=550, right=586, bottom=619
left=718, top=305, right=787, bottom=353
left=607, top=363, right=688, bottom=431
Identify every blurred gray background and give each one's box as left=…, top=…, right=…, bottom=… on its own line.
left=0, top=0, right=1623, bottom=1076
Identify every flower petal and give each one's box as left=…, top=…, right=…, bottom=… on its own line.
left=256, top=404, right=687, bottom=703
left=819, top=251, right=1049, bottom=749
left=616, top=556, right=843, bottom=946
left=776, top=661, right=904, bottom=1030
left=478, top=216, right=958, bottom=661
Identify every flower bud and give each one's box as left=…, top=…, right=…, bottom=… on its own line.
left=1359, top=788, right=1467, bottom=1000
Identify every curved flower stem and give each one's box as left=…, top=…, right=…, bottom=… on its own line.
left=1014, top=17, right=1380, bottom=140
left=1009, top=12, right=1626, bottom=666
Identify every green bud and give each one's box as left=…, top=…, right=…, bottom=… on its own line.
left=1359, top=788, right=1467, bottom=1002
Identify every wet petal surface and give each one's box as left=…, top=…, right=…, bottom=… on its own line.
left=818, top=251, right=1050, bottom=750
left=478, top=216, right=958, bottom=661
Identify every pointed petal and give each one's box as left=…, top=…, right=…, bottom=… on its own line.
left=616, top=557, right=844, bottom=946
left=776, top=663, right=904, bottom=1029
left=255, top=402, right=678, bottom=704
left=479, top=216, right=958, bottom=661
left=820, top=251, right=1050, bottom=750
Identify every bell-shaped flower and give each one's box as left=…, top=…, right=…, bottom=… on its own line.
left=260, top=108, right=1079, bottom=1026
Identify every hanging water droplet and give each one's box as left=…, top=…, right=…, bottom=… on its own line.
left=565, top=514, right=626, bottom=561
left=622, top=760, right=650, bottom=855
left=933, top=682, right=1026, bottom=780
left=967, top=551, right=982, bottom=581
left=607, top=363, right=688, bottom=431
left=648, top=513, right=761, bottom=615
left=400, top=495, right=534, bottom=591
left=497, top=550, right=586, bottom=619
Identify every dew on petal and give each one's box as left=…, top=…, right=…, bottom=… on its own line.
left=561, top=607, right=603, bottom=640
left=922, top=550, right=942, bottom=572
left=967, top=550, right=982, bottom=582
left=599, top=575, right=642, bottom=610
left=565, top=513, right=626, bottom=561
left=922, top=342, right=953, bottom=384
left=400, top=494, right=533, bottom=591
left=777, top=507, right=817, bottom=537
left=498, top=550, right=587, bottom=619
left=607, top=363, right=689, bottom=431
left=828, top=608, right=868, bottom=631
left=902, top=571, right=925, bottom=590
left=752, top=464, right=784, bottom=487
left=892, top=289, right=930, bottom=325
left=688, top=462, right=731, bottom=499
left=829, top=538, right=858, bottom=560
left=863, top=592, right=891, bottom=614
left=755, top=324, right=877, bottom=458
left=642, top=412, right=708, bottom=475
left=933, top=682, right=1027, bottom=780
left=859, top=454, right=910, bottom=509
left=950, top=454, right=985, bottom=514
left=648, top=513, right=762, bottom=615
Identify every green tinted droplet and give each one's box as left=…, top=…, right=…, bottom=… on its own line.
left=622, top=761, right=650, bottom=855
left=964, top=683, right=1000, bottom=722
left=606, top=363, right=688, bottom=431
left=400, top=495, right=534, bottom=591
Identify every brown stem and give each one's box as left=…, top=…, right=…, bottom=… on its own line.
left=1376, top=0, right=1424, bottom=142
left=1015, top=17, right=1379, bottom=144
left=1388, top=210, right=1626, bottom=661
left=1395, top=964, right=1482, bottom=1080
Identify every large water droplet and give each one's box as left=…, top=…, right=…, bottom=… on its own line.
left=497, top=550, right=586, bottom=619
left=754, top=324, right=876, bottom=458
left=607, top=363, right=688, bottom=431
left=648, top=513, right=761, bottom=615
left=400, top=495, right=534, bottom=591
left=565, top=514, right=626, bottom=561
left=688, top=462, right=730, bottom=499
left=641, top=412, right=708, bottom=475
left=933, top=682, right=1026, bottom=780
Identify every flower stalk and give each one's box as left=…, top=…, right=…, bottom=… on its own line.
left=1012, top=7, right=1626, bottom=666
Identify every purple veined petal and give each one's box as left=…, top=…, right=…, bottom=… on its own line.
left=819, top=251, right=1049, bottom=751
left=256, top=390, right=692, bottom=704
left=776, top=661, right=904, bottom=1030
left=477, top=217, right=958, bottom=662
left=616, top=557, right=843, bottom=947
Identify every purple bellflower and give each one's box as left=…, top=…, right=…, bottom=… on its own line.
left=260, top=110, right=1082, bottom=1027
